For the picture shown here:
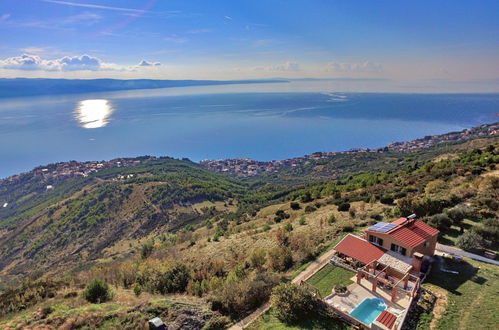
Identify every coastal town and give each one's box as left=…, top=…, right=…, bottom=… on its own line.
left=1, top=122, right=497, bottom=184
left=0, top=157, right=150, bottom=185
left=200, top=122, right=499, bottom=177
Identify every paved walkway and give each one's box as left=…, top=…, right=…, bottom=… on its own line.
left=436, top=243, right=499, bottom=266
left=228, top=246, right=339, bottom=329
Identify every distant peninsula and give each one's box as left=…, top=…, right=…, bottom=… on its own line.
left=0, top=78, right=288, bottom=98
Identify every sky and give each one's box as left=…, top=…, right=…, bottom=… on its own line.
left=0, top=0, right=498, bottom=90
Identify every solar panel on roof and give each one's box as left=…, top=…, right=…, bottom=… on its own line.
left=368, top=222, right=397, bottom=232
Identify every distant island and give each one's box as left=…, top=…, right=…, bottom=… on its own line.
left=0, top=78, right=288, bottom=98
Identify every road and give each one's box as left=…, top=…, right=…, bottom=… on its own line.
left=436, top=243, right=499, bottom=266
left=228, top=246, right=338, bottom=329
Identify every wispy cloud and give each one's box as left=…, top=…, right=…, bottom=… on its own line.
left=224, top=15, right=233, bottom=20
left=186, top=28, right=212, bottom=35
left=0, top=13, right=10, bottom=21
left=254, top=61, right=301, bottom=72
left=326, top=61, right=383, bottom=73
left=164, top=35, right=188, bottom=43
left=42, top=0, right=148, bottom=13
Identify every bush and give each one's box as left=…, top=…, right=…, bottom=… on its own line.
left=202, top=315, right=231, bottom=330
left=284, top=223, right=293, bottom=232
left=304, top=205, right=316, bottom=213
left=249, top=248, right=267, bottom=270
left=290, top=202, right=301, bottom=210
left=456, top=231, right=484, bottom=250
left=268, top=246, right=293, bottom=271
left=338, top=203, right=350, bottom=212
left=327, top=214, right=336, bottom=224
left=140, top=241, right=154, bottom=259
left=380, top=196, right=394, bottom=205
left=425, top=213, right=452, bottom=231
left=299, top=217, right=306, bottom=225
left=133, top=284, right=142, bottom=297
left=301, top=192, right=313, bottom=203
left=83, top=279, right=113, bottom=303
left=270, top=283, right=315, bottom=324
left=154, top=263, right=191, bottom=294
left=210, top=273, right=279, bottom=318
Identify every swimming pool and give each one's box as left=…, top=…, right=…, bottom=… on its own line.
left=349, top=297, right=387, bottom=325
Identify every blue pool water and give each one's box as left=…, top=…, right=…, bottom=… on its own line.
left=349, top=297, right=387, bottom=325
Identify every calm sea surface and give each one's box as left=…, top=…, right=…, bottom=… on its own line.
left=0, top=81, right=498, bottom=178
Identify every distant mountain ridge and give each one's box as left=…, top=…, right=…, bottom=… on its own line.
left=0, top=78, right=287, bottom=98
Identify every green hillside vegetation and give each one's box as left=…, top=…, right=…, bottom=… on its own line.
left=0, top=134, right=497, bottom=329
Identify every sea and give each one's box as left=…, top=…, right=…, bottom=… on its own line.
left=1, top=80, right=498, bottom=178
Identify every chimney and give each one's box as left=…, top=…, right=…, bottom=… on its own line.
left=412, top=252, right=424, bottom=273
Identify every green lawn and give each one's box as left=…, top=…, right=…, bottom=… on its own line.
left=422, top=257, right=499, bottom=329
left=306, top=264, right=354, bottom=298
left=246, top=308, right=349, bottom=330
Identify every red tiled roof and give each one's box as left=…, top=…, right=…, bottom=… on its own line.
left=376, top=310, right=397, bottom=329
left=387, top=219, right=439, bottom=247
left=391, top=217, right=407, bottom=225
left=334, top=234, right=385, bottom=264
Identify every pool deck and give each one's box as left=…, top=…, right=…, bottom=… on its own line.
left=325, top=277, right=407, bottom=315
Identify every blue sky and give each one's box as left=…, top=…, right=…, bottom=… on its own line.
left=0, top=0, right=498, bottom=87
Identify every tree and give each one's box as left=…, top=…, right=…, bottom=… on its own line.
left=338, top=203, right=350, bottom=212
left=268, top=246, right=293, bottom=271
left=425, top=213, right=452, bottom=231
left=83, top=279, right=113, bottom=303
left=290, top=202, right=301, bottom=210
left=456, top=231, right=484, bottom=251
left=270, top=283, right=315, bottom=324
left=445, top=206, right=468, bottom=233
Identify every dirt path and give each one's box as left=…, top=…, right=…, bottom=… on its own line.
left=228, top=247, right=338, bottom=329
left=429, top=288, right=448, bottom=330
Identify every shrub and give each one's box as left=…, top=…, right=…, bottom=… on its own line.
left=301, top=192, right=313, bottom=203
left=202, top=315, right=231, bottom=330
left=133, top=284, right=142, bottom=297
left=425, top=213, right=452, bottom=231
left=380, top=196, right=394, bottom=205
left=268, top=246, right=293, bottom=271
left=210, top=273, right=279, bottom=318
left=327, top=214, right=336, bottom=224
left=290, top=202, right=301, bottom=210
left=140, top=241, right=154, bottom=259
left=304, top=205, right=316, bottom=213
left=456, top=231, right=484, bottom=250
left=83, top=279, right=113, bottom=303
left=284, top=223, right=293, bottom=232
left=299, top=217, right=306, bottom=225
left=270, top=283, right=315, bottom=324
left=338, top=203, right=350, bottom=212
left=249, top=248, right=267, bottom=270
left=154, top=263, right=191, bottom=294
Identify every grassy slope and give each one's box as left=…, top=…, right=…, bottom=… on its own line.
left=422, top=257, right=499, bottom=330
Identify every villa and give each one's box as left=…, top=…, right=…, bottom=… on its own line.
left=325, top=215, right=439, bottom=329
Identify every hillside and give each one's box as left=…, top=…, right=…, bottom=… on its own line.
left=0, top=125, right=498, bottom=329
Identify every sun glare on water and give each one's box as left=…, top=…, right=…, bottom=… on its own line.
left=74, top=99, right=114, bottom=129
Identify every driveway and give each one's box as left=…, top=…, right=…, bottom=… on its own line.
left=436, top=243, right=499, bottom=266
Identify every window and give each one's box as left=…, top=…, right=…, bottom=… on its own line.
left=369, top=235, right=383, bottom=247
left=424, top=241, right=430, bottom=247
left=390, top=243, right=407, bottom=256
